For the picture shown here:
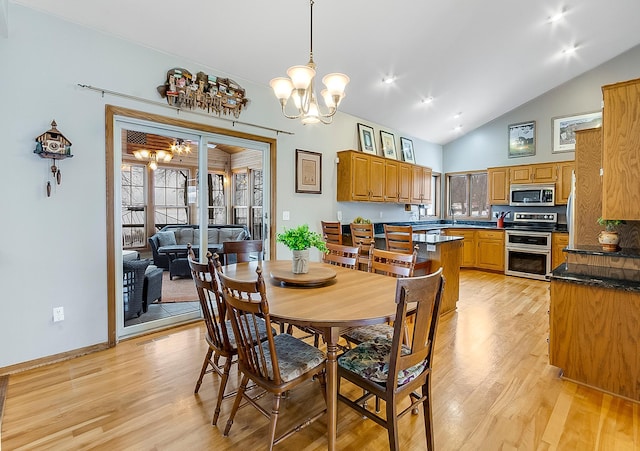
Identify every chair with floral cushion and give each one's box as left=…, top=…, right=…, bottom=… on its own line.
left=342, top=244, right=417, bottom=346
left=188, top=250, right=273, bottom=426
left=337, top=268, right=445, bottom=451
left=216, top=263, right=327, bottom=450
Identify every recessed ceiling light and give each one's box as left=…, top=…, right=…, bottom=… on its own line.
left=382, top=75, right=396, bottom=84
left=421, top=96, right=434, bottom=104
left=453, top=125, right=463, bottom=132
left=548, top=9, right=566, bottom=23
left=453, top=112, right=462, bottom=119
left=562, top=45, right=578, bottom=55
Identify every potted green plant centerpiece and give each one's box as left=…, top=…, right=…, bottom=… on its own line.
left=276, top=224, right=328, bottom=274
left=597, top=217, right=626, bottom=252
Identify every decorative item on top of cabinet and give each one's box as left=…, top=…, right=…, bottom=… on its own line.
left=34, top=120, right=73, bottom=198
left=596, top=217, right=625, bottom=252
left=602, top=77, right=640, bottom=220
left=488, top=167, right=510, bottom=205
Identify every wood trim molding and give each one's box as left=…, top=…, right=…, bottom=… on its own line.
left=105, top=105, right=277, bottom=346
left=0, top=343, right=109, bottom=376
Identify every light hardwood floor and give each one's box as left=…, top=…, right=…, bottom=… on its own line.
left=3, top=270, right=640, bottom=450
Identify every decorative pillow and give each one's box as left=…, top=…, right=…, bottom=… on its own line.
left=156, top=231, right=176, bottom=247
left=174, top=228, right=194, bottom=245
left=219, top=228, right=246, bottom=242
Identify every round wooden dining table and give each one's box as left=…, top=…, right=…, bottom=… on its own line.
left=221, top=260, right=399, bottom=451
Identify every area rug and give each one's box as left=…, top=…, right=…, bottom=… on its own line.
left=159, top=271, right=199, bottom=303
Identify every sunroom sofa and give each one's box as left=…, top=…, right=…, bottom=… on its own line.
left=148, top=224, right=251, bottom=278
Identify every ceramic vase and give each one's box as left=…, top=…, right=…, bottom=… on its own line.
left=598, top=230, right=620, bottom=252
left=292, top=249, right=310, bottom=274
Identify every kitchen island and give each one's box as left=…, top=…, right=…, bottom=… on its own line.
left=373, top=232, right=464, bottom=315
left=550, top=246, right=640, bottom=401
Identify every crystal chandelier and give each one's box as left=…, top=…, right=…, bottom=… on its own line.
left=132, top=148, right=173, bottom=170
left=269, top=0, right=349, bottom=125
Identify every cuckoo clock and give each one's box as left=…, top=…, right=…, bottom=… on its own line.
left=34, top=120, right=73, bottom=197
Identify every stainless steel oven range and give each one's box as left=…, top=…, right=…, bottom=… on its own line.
left=504, top=212, right=557, bottom=281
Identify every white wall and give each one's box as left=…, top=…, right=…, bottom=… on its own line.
left=0, top=4, right=442, bottom=368
left=443, top=44, right=640, bottom=172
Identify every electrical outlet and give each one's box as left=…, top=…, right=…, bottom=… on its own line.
left=282, top=211, right=290, bottom=221
left=53, top=306, right=64, bottom=322
left=337, top=211, right=342, bottom=221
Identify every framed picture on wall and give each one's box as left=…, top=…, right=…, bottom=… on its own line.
left=295, top=149, right=322, bottom=194
left=551, top=111, right=602, bottom=153
left=400, top=137, right=415, bottom=163
left=508, top=121, right=536, bottom=158
left=357, top=123, right=377, bottom=155
left=380, top=130, right=397, bottom=159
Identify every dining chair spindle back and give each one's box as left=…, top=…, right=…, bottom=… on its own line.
left=216, top=264, right=328, bottom=450
left=321, top=221, right=343, bottom=245
left=337, top=268, right=445, bottom=451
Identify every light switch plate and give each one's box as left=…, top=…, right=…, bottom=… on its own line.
left=283, top=211, right=290, bottom=221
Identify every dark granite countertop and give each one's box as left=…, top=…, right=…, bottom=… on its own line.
left=564, top=245, right=640, bottom=259
left=373, top=233, right=463, bottom=244
left=551, top=263, right=640, bottom=292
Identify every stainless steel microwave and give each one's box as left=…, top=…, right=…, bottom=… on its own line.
left=509, top=184, right=555, bottom=207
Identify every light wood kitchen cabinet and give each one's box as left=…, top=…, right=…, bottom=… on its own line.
left=476, top=230, right=505, bottom=271
left=337, top=150, right=431, bottom=204
left=384, top=160, right=411, bottom=203
left=411, top=165, right=432, bottom=204
left=602, top=77, right=640, bottom=220
left=509, top=163, right=557, bottom=184
left=337, top=150, right=384, bottom=202
left=444, top=228, right=476, bottom=267
left=551, top=232, right=569, bottom=270
left=488, top=167, right=510, bottom=205
left=556, top=161, right=575, bottom=205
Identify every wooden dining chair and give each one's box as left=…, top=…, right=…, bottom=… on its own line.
left=337, top=268, right=445, bottom=451
left=216, top=264, right=328, bottom=450
left=292, top=242, right=361, bottom=347
left=350, top=222, right=375, bottom=271
left=342, top=244, right=417, bottom=346
left=322, top=242, right=360, bottom=269
left=384, top=224, right=431, bottom=275
left=222, top=239, right=263, bottom=265
left=188, top=250, right=273, bottom=426
left=321, top=220, right=343, bottom=245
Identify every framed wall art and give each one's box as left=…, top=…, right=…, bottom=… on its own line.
left=380, top=130, right=397, bottom=159
left=508, top=121, right=536, bottom=158
left=551, top=111, right=602, bottom=153
left=357, top=123, right=377, bottom=155
left=295, top=149, right=322, bottom=194
left=400, top=137, right=415, bottom=163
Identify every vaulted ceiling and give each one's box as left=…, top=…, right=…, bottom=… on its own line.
left=12, top=0, right=640, bottom=145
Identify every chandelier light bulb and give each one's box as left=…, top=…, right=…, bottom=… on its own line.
left=287, top=65, right=316, bottom=90
left=270, top=77, right=294, bottom=101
